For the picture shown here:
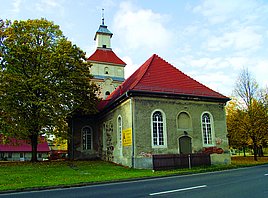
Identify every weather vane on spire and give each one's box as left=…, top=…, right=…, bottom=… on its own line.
left=102, top=8, right=105, bottom=25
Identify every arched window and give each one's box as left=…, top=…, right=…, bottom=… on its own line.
left=201, top=113, right=214, bottom=145
left=151, top=110, right=167, bottom=147
left=117, top=116, right=122, bottom=155
left=82, top=126, right=93, bottom=150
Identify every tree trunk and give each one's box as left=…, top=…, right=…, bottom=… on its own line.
left=30, top=133, right=38, bottom=162
left=243, top=146, right=246, bottom=157
left=258, top=146, right=263, bottom=157
left=253, top=142, right=258, bottom=161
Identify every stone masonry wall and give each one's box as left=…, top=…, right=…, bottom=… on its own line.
left=132, top=96, right=230, bottom=168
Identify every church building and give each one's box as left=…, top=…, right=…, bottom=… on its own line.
left=69, top=18, right=231, bottom=169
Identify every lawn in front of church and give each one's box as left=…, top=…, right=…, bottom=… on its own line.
left=0, top=157, right=267, bottom=192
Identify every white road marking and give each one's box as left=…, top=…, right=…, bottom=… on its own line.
left=149, top=185, right=207, bottom=196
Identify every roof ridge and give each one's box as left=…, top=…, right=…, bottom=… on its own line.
left=130, top=54, right=156, bottom=90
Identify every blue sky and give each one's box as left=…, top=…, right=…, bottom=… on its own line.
left=1, top=0, right=268, bottom=96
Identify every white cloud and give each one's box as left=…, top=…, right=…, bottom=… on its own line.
left=199, top=73, right=232, bottom=91
left=101, top=0, right=116, bottom=9
left=186, top=70, right=234, bottom=96
left=113, top=2, right=173, bottom=52
left=174, top=56, right=234, bottom=72
left=175, top=44, right=192, bottom=53
left=122, top=56, right=139, bottom=79
left=190, top=57, right=221, bottom=68
left=175, top=54, right=268, bottom=96
left=227, top=57, right=249, bottom=70
left=171, top=55, right=260, bottom=96
left=192, top=0, right=259, bottom=24
left=252, top=59, right=268, bottom=88
left=35, top=0, right=65, bottom=16
left=10, top=0, right=22, bottom=15
left=205, top=27, right=263, bottom=52
left=110, top=0, right=267, bottom=96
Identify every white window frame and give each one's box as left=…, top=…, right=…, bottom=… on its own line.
left=151, top=109, right=167, bottom=148
left=201, top=112, right=215, bottom=147
left=117, top=115, right=123, bottom=156
left=81, top=126, right=93, bottom=150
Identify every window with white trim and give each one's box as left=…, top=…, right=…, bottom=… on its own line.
left=82, top=126, right=93, bottom=150
left=117, top=116, right=122, bottom=155
left=202, top=113, right=214, bottom=145
left=152, top=110, right=167, bottom=147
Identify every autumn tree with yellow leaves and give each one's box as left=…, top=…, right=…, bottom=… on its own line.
left=227, top=68, right=268, bottom=160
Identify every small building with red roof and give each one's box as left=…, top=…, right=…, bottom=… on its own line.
left=69, top=18, right=231, bottom=169
left=0, top=136, right=50, bottom=161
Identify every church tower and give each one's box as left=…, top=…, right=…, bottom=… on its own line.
left=87, top=14, right=126, bottom=99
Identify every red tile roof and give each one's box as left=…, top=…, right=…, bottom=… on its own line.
left=0, top=136, right=50, bottom=152
left=87, top=49, right=126, bottom=66
left=99, top=54, right=229, bottom=110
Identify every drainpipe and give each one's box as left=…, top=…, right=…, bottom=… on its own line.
left=127, top=92, right=135, bottom=168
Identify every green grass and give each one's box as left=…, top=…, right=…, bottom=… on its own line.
left=1, top=157, right=268, bottom=192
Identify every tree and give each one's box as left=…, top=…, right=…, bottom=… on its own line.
left=226, top=99, right=250, bottom=156
left=227, top=97, right=268, bottom=158
left=250, top=99, right=268, bottom=156
left=234, top=68, right=258, bottom=108
left=232, top=68, right=268, bottom=160
left=0, top=19, right=99, bottom=162
left=259, top=87, right=268, bottom=109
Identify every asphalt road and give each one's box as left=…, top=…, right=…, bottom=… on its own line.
left=1, top=164, right=268, bottom=198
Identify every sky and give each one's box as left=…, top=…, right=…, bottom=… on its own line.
left=1, top=0, right=268, bottom=97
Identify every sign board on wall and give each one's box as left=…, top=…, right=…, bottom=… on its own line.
left=123, top=128, right=132, bottom=146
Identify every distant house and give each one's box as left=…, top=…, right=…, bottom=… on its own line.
left=0, top=136, right=50, bottom=161
left=69, top=19, right=231, bottom=169
left=48, top=138, right=68, bottom=160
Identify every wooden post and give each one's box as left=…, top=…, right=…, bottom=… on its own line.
left=188, top=154, right=191, bottom=169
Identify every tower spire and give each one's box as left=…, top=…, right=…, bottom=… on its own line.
left=94, top=9, right=113, bottom=47
left=102, top=8, right=105, bottom=25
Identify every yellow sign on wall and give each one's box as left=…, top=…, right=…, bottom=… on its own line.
left=123, top=128, right=132, bottom=146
